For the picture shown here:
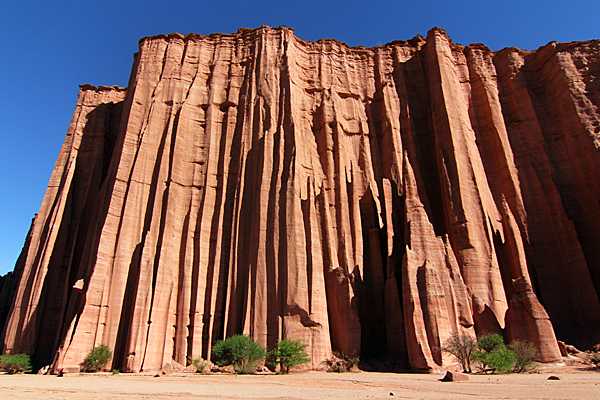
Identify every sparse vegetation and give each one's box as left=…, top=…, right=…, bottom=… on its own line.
left=509, top=340, right=538, bottom=373
left=81, top=344, right=112, bottom=372
left=472, top=334, right=516, bottom=374
left=0, top=353, right=32, bottom=374
left=191, top=358, right=211, bottom=374
left=484, top=347, right=518, bottom=373
left=323, top=350, right=360, bottom=372
left=477, top=333, right=505, bottom=353
left=270, top=338, right=311, bottom=373
left=443, top=333, right=540, bottom=374
left=441, top=332, right=477, bottom=373
left=212, top=334, right=265, bottom=374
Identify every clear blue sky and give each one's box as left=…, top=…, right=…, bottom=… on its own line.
left=0, top=0, right=598, bottom=275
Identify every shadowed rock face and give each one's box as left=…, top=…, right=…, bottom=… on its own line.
left=1, top=25, right=599, bottom=372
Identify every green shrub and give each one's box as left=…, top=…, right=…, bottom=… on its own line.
left=485, top=347, right=517, bottom=373
left=441, top=332, right=477, bottom=373
left=270, top=338, right=311, bottom=373
left=0, top=354, right=32, bottom=374
left=477, top=334, right=504, bottom=353
left=509, top=340, right=538, bottom=373
left=212, top=334, right=265, bottom=374
left=81, top=344, right=112, bottom=372
left=472, top=334, right=516, bottom=374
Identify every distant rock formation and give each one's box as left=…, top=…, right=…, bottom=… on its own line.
left=2, top=26, right=600, bottom=373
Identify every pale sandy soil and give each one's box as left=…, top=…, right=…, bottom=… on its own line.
left=0, top=367, right=598, bottom=399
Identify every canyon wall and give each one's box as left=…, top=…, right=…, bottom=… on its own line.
left=2, top=26, right=600, bottom=373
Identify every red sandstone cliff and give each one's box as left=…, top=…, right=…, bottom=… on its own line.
left=2, top=26, right=599, bottom=372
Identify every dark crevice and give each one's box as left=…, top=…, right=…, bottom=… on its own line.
left=176, top=207, right=191, bottom=364
left=394, top=51, right=447, bottom=238
left=357, top=192, right=387, bottom=360
left=301, top=184, right=313, bottom=315
left=112, top=241, right=142, bottom=371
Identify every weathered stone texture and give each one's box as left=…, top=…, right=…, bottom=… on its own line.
left=2, top=26, right=600, bottom=372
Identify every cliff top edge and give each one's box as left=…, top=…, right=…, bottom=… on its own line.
left=137, top=25, right=599, bottom=53
left=137, top=24, right=438, bottom=51
left=79, top=84, right=127, bottom=92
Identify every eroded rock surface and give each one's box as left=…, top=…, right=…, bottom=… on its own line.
left=2, top=26, right=599, bottom=372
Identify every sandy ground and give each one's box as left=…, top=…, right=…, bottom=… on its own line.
left=1, top=366, right=599, bottom=400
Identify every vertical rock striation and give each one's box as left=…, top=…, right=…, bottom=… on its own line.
left=2, top=26, right=599, bottom=372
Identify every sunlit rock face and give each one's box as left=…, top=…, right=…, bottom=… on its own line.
left=2, top=25, right=600, bottom=372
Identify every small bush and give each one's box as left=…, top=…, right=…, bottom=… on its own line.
left=477, top=334, right=505, bottom=353
left=509, top=340, right=538, bottom=373
left=81, top=344, right=112, bottom=372
left=0, top=354, right=32, bottom=374
left=485, top=347, right=517, bottom=373
left=191, top=358, right=211, bottom=374
left=472, top=334, right=516, bottom=374
left=271, top=338, right=311, bottom=373
left=441, top=332, right=477, bottom=373
left=212, top=334, right=265, bottom=374
left=324, top=351, right=360, bottom=372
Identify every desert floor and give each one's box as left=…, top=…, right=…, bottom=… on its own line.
left=0, top=367, right=598, bottom=399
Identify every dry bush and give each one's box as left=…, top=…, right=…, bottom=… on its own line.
left=322, top=351, right=360, bottom=372
left=441, top=332, right=477, bottom=373
left=509, top=340, right=538, bottom=373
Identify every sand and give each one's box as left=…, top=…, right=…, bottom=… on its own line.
left=0, top=367, right=599, bottom=400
